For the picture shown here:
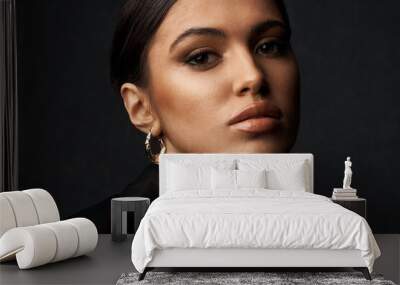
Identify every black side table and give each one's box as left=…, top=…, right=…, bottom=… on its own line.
left=331, top=197, right=367, bottom=219
left=111, top=197, right=150, bottom=242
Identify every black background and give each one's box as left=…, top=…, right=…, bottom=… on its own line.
left=17, top=0, right=400, bottom=233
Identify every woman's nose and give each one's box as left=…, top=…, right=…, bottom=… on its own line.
left=231, top=46, right=266, bottom=97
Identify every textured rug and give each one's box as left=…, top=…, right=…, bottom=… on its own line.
left=116, top=271, right=397, bottom=285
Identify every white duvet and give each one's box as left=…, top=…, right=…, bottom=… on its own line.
left=131, top=189, right=381, bottom=273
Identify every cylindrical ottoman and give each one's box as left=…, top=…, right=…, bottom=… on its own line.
left=111, top=197, right=150, bottom=242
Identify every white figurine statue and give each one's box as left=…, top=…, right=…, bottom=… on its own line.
left=342, top=156, right=353, bottom=189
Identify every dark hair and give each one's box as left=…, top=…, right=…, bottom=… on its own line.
left=110, top=0, right=290, bottom=95
left=110, top=0, right=177, bottom=94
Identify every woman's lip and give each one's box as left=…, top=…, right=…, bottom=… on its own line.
left=227, top=100, right=282, bottom=126
left=230, top=117, right=281, bottom=133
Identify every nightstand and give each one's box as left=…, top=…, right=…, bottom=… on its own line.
left=111, top=197, right=150, bottom=242
left=331, top=197, right=367, bottom=219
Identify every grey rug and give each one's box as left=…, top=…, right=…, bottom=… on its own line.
left=116, top=271, right=397, bottom=285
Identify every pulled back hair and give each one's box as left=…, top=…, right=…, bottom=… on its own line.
left=110, top=0, right=290, bottom=95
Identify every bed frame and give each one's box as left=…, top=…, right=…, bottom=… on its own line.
left=139, top=153, right=371, bottom=281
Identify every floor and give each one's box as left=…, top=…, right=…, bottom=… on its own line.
left=0, top=234, right=399, bottom=285
left=374, top=234, right=400, bottom=284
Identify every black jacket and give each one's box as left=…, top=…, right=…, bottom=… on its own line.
left=70, top=163, right=159, bottom=233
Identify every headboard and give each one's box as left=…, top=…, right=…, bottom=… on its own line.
left=159, top=153, right=314, bottom=195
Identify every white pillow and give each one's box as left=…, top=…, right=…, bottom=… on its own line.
left=238, top=159, right=308, bottom=191
left=167, top=160, right=236, bottom=191
left=211, top=168, right=268, bottom=190
left=267, top=163, right=307, bottom=191
left=211, top=168, right=236, bottom=190
left=236, top=169, right=267, bottom=188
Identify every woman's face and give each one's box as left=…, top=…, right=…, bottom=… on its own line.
left=144, top=0, right=299, bottom=153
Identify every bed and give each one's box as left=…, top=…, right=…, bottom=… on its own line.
left=130, top=153, right=381, bottom=281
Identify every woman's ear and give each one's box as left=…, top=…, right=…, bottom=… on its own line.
left=120, top=83, right=161, bottom=136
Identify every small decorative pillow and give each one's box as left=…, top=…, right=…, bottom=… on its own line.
left=237, top=159, right=308, bottom=191
left=236, top=169, right=267, bottom=188
left=211, top=168, right=268, bottom=190
left=167, top=162, right=210, bottom=191
left=167, top=160, right=236, bottom=191
left=265, top=161, right=307, bottom=191
left=211, top=168, right=236, bottom=190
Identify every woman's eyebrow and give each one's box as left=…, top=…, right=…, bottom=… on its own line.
left=250, top=20, right=290, bottom=40
left=169, top=20, right=289, bottom=53
left=169, top=27, right=226, bottom=53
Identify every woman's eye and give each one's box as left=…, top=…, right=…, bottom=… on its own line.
left=256, top=40, right=289, bottom=56
left=185, top=51, right=219, bottom=68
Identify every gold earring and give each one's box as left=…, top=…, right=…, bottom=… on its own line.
left=145, top=127, right=166, bottom=165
